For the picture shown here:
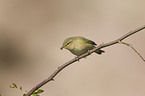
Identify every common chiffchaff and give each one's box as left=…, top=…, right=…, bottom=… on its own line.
left=61, top=36, right=104, bottom=56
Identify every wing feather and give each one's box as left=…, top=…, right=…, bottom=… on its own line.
left=81, top=37, right=97, bottom=45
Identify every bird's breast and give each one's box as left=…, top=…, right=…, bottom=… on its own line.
left=69, top=40, right=94, bottom=56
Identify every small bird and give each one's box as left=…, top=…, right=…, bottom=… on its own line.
left=60, top=36, right=104, bottom=56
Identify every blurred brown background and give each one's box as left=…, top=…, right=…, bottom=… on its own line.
left=0, top=0, right=145, bottom=96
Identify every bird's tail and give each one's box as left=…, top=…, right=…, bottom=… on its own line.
left=95, top=49, right=105, bottom=55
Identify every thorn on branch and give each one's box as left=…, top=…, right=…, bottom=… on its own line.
left=51, top=79, right=54, bottom=81
left=34, top=86, right=37, bottom=89
left=101, top=42, right=104, bottom=46
left=118, top=40, right=122, bottom=44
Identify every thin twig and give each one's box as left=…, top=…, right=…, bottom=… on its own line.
left=119, top=42, right=145, bottom=61
left=25, top=25, right=145, bottom=96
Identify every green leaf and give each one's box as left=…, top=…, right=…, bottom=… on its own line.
left=31, top=94, right=40, bottom=96
left=33, top=89, right=44, bottom=94
left=20, top=86, right=22, bottom=91
left=10, top=85, right=15, bottom=88
left=12, top=83, right=17, bottom=88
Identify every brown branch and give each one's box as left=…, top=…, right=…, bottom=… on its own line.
left=25, top=25, right=145, bottom=96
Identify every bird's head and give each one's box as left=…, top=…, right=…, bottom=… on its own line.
left=60, top=37, right=74, bottom=50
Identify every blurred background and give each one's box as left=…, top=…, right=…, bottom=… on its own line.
left=0, top=0, right=145, bottom=96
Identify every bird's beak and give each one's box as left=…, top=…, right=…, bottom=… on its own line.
left=60, top=46, right=64, bottom=50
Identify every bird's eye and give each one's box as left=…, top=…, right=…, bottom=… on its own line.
left=65, top=40, right=72, bottom=46
left=66, top=42, right=70, bottom=46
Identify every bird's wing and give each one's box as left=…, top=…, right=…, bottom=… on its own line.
left=87, top=40, right=97, bottom=45
left=82, top=38, right=97, bottom=45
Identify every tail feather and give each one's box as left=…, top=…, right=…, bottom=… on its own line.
left=95, top=49, right=105, bottom=55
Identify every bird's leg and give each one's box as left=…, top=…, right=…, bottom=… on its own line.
left=83, top=50, right=91, bottom=59
left=75, top=56, right=80, bottom=61
left=87, top=50, right=91, bottom=55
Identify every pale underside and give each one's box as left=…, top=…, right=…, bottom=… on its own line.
left=67, top=39, right=95, bottom=56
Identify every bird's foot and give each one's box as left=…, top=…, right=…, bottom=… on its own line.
left=75, top=56, right=80, bottom=61
left=87, top=50, right=91, bottom=55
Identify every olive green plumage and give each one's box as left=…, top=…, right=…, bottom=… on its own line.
left=61, top=36, right=104, bottom=56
